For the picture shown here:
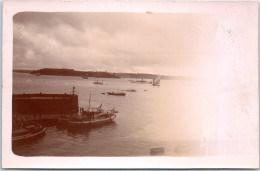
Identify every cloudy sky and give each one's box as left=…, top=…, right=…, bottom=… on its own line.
left=13, top=12, right=217, bottom=76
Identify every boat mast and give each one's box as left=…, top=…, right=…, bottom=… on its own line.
left=96, top=71, right=98, bottom=82
left=88, top=92, right=91, bottom=109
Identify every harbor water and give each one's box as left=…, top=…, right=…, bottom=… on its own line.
left=12, top=72, right=205, bottom=156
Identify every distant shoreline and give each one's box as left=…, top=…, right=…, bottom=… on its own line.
left=13, top=68, right=118, bottom=78
left=13, top=68, right=190, bottom=80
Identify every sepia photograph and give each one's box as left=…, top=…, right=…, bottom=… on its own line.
left=2, top=0, right=259, bottom=169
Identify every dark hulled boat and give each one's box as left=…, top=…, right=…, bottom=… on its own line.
left=107, top=92, right=126, bottom=96
left=93, top=80, right=103, bottom=85
left=12, top=118, right=46, bottom=146
left=68, top=108, right=117, bottom=129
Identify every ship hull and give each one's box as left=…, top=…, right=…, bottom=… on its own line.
left=12, top=127, right=46, bottom=146
left=68, top=116, right=116, bottom=129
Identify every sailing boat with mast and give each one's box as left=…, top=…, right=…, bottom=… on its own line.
left=152, top=76, right=160, bottom=86
left=68, top=92, right=117, bottom=128
left=93, top=71, right=103, bottom=85
left=93, top=78, right=103, bottom=85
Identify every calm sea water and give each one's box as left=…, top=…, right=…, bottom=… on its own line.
left=12, top=72, right=204, bottom=156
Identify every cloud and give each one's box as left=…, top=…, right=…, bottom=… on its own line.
left=13, top=12, right=217, bottom=75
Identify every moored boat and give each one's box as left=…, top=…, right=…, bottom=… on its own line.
left=107, top=92, right=126, bottom=96
left=68, top=108, right=117, bottom=128
left=152, top=76, right=160, bottom=86
left=93, top=73, right=103, bottom=84
left=12, top=119, right=46, bottom=146
left=93, top=80, right=103, bottom=84
left=82, top=74, right=88, bottom=79
left=121, top=89, right=137, bottom=92
left=66, top=92, right=117, bottom=129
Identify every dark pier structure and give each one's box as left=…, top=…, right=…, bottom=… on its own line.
left=13, top=91, right=78, bottom=125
